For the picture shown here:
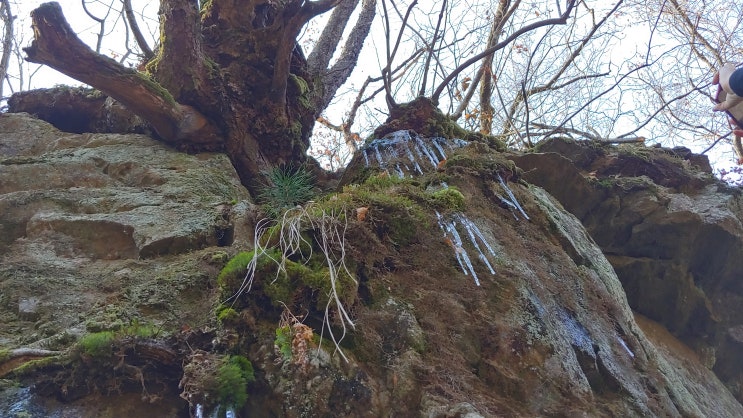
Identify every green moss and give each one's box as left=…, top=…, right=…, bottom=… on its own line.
left=217, top=251, right=255, bottom=290
left=210, top=251, right=230, bottom=265
left=274, top=326, right=293, bottom=360
left=9, top=356, right=62, bottom=376
left=445, top=153, right=480, bottom=169
left=134, top=72, right=177, bottom=107
left=216, top=305, right=239, bottom=324
left=200, top=0, right=213, bottom=14
left=263, top=272, right=294, bottom=306
left=289, top=120, right=304, bottom=138
left=216, top=355, right=255, bottom=411
left=288, top=73, right=309, bottom=95
left=78, top=331, right=115, bottom=358
left=121, top=320, right=157, bottom=338
left=429, top=187, right=466, bottom=211
left=261, top=256, right=357, bottom=309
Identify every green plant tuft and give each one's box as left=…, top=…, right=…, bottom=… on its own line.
left=258, top=165, right=315, bottom=217
left=78, top=331, right=115, bottom=357
left=274, top=325, right=293, bottom=360
left=216, top=305, right=239, bottom=324
left=217, top=251, right=254, bottom=290
left=216, top=355, right=255, bottom=411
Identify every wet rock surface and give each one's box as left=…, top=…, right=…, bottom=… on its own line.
left=512, top=137, right=743, bottom=401
left=1, top=115, right=742, bottom=417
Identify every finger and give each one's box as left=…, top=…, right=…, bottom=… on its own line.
left=734, top=129, right=743, bottom=137
left=713, top=72, right=720, bottom=85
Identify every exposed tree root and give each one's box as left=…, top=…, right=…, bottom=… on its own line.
left=0, top=348, right=62, bottom=377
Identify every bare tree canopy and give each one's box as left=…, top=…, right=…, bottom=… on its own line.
left=9, top=0, right=377, bottom=192
left=4, top=0, right=743, bottom=182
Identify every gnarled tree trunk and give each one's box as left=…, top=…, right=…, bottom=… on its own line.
left=12, top=0, right=376, bottom=193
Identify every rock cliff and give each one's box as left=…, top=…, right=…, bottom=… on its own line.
left=0, top=113, right=741, bottom=417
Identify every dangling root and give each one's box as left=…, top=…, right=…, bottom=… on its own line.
left=228, top=202, right=356, bottom=362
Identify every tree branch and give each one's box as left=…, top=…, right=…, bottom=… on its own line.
left=0, top=0, right=14, bottom=100
left=432, top=0, right=576, bottom=103
left=24, top=2, right=220, bottom=147
left=314, top=0, right=377, bottom=112
left=307, top=0, right=359, bottom=73
left=123, top=0, right=154, bottom=61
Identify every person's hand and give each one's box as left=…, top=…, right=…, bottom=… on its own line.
left=713, top=63, right=743, bottom=112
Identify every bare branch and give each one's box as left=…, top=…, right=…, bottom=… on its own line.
left=666, top=0, right=722, bottom=68
left=123, top=0, right=154, bottom=61
left=81, top=0, right=116, bottom=53
left=311, top=0, right=377, bottom=111
left=0, top=0, right=14, bottom=100
left=531, top=122, right=645, bottom=143
left=418, top=0, right=446, bottom=97
left=432, top=0, right=577, bottom=103
left=382, top=0, right=418, bottom=109
left=307, top=0, right=359, bottom=73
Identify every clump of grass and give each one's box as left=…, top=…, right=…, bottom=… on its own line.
left=226, top=203, right=357, bottom=362
left=258, top=165, right=315, bottom=218
left=78, top=331, right=115, bottom=357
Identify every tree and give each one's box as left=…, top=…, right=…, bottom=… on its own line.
left=0, top=0, right=14, bottom=102
left=11, top=0, right=376, bottom=192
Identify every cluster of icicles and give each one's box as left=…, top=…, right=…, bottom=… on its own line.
left=361, top=130, right=529, bottom=286
left=195, top=404, right=234, bottom=418
left=362, top=130, right=468, bottom=177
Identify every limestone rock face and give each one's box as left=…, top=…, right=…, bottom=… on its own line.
left=512, top=137, right=743, bottom=401
left=2, top=116, right=742, bottom=417
left=0, top=113, right=253, bottom=414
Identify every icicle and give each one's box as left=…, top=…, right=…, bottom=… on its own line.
left=395, top=163, right=405, bottom=178
left=452, top=138, right=469, bottom=148
left=496, top=193, right=520, bottom=219
left=431, top=137, right=447, bottom=160
left=457, top=214, right=496, bottom=274
left=617, top=336, right=635, bottom=358
left=373, top=143, right=385, bottom=167
left=385, top=141, right=400, bottom=160
left=441, top=181, right=449, bottom=189
left=362, top=149, right=370, bottom=167
left=437, top=213, right=468, bottom=277
left=457, top=214, right=497, bottom=257
left=447, top=218, right=480, bottom=286
left=403, top=141, right=424, bottom=174
left=497, top=173, right=529, bottom=220
left=415, top=136, right=439, bottom=166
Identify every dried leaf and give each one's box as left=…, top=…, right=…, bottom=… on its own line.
left=356, top=206, right=369, bottom=222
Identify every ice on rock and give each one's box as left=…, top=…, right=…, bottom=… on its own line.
left=497, top=173, right=529, bottom=220
left=360, top=130, right=467, bottom=177
left=436, top=210, right=499, bottom=286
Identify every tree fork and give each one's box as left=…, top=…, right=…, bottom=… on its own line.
left=24, top=2, right=222, bottom=149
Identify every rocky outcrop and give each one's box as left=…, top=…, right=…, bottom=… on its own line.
left=512, top=137, right=743, bottom=400
left=0, top=112, right=252, bottom=415
left=1, top=114, right=742, bottom=417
